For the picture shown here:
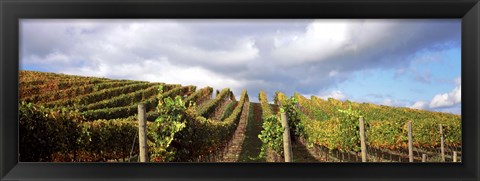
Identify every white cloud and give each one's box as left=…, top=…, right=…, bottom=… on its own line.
left=62, top=57, right=246, bottom=96
left=269, top=19, right=438, bottom=66
left=377, top=99, right=411, bottom=107
left=169, top=37, right=259, bottom=66
left=314, top=90, right=347, bottom=101
left=429, top=84, right=461, bottom=108
left=407, top=77, right=461, bottom=113
left=270, top=20, right=352, bottom=64
left=429, top=77, right=461, bottom=109
left=328, top=70, right=339, bottom=77
left=410, top=101, right=428, bottom=110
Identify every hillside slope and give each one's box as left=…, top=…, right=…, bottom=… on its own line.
left=19, top=70, right=461, bottom=163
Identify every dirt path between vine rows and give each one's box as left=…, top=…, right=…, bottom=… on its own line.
left=218, top=100, right=250, bottom=162
left=292, top=138, right=325, bottom=162
left=211, top=99, right=233, bottom=120
left=238, top=103, right=265, bottom=162
left=219, top=102, right=323, bottom=162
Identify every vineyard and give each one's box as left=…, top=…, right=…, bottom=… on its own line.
left=19, top=70, right=462, bottom=162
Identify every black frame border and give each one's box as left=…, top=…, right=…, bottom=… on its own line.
left=1, top=0, right=479, bottom=181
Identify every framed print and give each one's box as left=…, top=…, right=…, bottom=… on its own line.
left=1, top=0, right=479, bottom=181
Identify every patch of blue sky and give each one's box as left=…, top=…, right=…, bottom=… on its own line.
left=20, top=64, right=49, bottom=72
left=20, top=59, right=87, bottom=73
left=412, top=46, right=460, bottom=83
left=336, top=46, right=460, bottom=105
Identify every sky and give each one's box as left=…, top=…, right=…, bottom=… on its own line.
left=20, top=19, right=461, bottom=114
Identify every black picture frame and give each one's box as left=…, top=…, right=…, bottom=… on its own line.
left=1, top=0, right=479, bottom=180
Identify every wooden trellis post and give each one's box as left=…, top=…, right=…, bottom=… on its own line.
left=281, top=112, right=293, bottom=162
left=138, top=104, right=148, bottom=162
left=408, top=121, right=413, bottom=162
left=453, top=151, right=458, bottom=162
left=359, top=117, right=367, bottom=162
left=439, top=124, right=445, bottom=162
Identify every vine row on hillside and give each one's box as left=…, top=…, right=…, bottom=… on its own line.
left=82, top=85, right=195, bottom=121
left=294, top=93, right=461, bottom=153
left=22, top=81, right=137, bottom=103
left=196, top=88, right=232, bottom=118
left=43, top=82, right=157, bottom=108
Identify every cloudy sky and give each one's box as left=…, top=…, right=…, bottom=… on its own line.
left=20, top=19, right=461, bottom=114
